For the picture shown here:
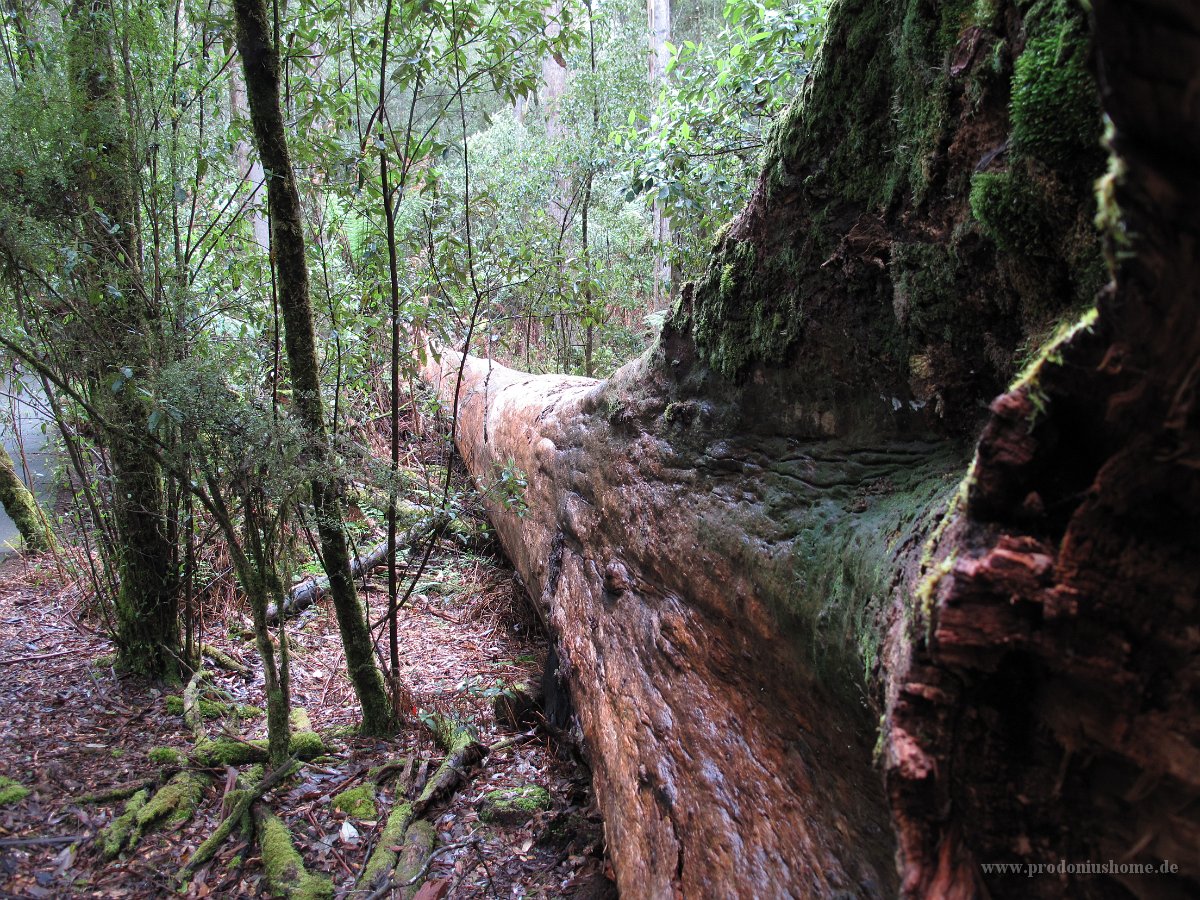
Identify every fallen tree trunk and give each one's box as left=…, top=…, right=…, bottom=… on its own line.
left=268, top=521, right=435, bottom=623
left=423, top=0, right=1200, bottom=896
left=268, top=540, right=391, bottom=622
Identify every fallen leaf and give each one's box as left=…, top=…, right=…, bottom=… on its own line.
left=412, top=878, right=451, bottom=900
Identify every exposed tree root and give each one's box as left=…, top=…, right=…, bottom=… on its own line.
left=358, top=800, right=415, bottom=890
left=99, top=771, right=210, bottom=859
left=182, top=759, right=299, bottom=879
left=76, top=779, right=158, bottom=806
left=412, top=714, right=485, bottom=818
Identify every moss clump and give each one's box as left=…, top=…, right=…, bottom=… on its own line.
left=192, top=731, right=324, bottom=767
left=969, top=170, right=1053, bottom=256
left=167, top=693, right=264, bottom=720
left=100, top=789, right=148, bottom=858
left=0, top=776, right=30, bottom=806
left=136, top=771, right=209, bottom=831
left=331, top=784, right=377, bottom=819
left=478, top=785, right=551, bottom=826
left=257, top=808, right=334, bottom=900
left=289, top=707, right=313, bottom=733
left=147, top=746, right=187, bottom=768
left=1009, top=0, right=1102, bottom=168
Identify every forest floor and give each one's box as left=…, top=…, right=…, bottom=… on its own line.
left=0, top=487, right=614, bottom=897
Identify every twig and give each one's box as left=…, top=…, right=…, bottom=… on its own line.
left=0, top=649, right=73, bottom=665
left=0, top=835, right=84, bottom=848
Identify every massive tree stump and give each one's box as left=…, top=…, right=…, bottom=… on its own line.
left=426, top=0, right=1200, bottom=896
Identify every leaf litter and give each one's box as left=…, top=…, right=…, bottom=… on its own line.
left=0, top=521, right=614, bottom=897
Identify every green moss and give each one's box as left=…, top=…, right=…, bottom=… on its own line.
left=147, top=746, right=187, bottom=768
left=891, top=242, right=962, bottom=342
left=331, top=784, right=377, bottom=819
left=166, top=693, right=258, bottom=720
left=478, top=785, right=551, bottom=825
left=289, top=708, right=313, bottom=733
left=100, top=789, right=148, bottom=858
left=0, top=776, right=30, bottom=806
left=1009, top=0, right=1102, bottom=168
left=359, top=801, right=415, bottom=888
left=136, top=771, right=209, bottom=830
left=257, top=808, right=334, bottom=900
left=192, top=730, right=325, bottom=767
left=969, top=170, right=1052, bottom=256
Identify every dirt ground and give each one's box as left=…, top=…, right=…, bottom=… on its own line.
left=0, top=542, right=615, bottom=899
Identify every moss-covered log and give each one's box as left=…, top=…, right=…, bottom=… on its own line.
left=422, top=0, right=1200, bottom=896
left=252, top=805, right=333, bottom=900
left=99, top=771, right=210, bottom=858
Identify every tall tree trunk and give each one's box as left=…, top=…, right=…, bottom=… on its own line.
left=646, top=0, right=671, bottom=309
left=233, top=0, right=395, bottom=735
left=424, top=0, right=1200, bottom=896
left=66, top=0, right=177, bottom=678
left=226, top=37, right=270, bottom=252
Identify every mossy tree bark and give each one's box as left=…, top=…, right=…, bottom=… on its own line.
left=65, top=0, right=177, bottom=677
left=0, top=441, right=54, bottom=551
left=424, top=0, right=1200, bottom=896
left=232, top=0, right=395, bottom=735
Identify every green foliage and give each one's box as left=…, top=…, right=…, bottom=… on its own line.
left=622, top=0, right=829, bottom=274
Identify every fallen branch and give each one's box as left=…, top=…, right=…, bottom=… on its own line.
left=76, top=778, right=159, bottom=806
left=200, top=643, right=250, bottom=676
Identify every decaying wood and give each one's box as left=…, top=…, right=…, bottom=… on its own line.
left=182, top=668, right=208, bottom=742
left=421, top=2, right=1200, bottom=895
left=200, top=643, right=250, bottom=675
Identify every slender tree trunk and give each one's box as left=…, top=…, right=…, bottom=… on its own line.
left=226, top=37, right=270, bottom=251
left=66, top=0, right=177, bottom=678
left=233, top=0, right=395, bottom=735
